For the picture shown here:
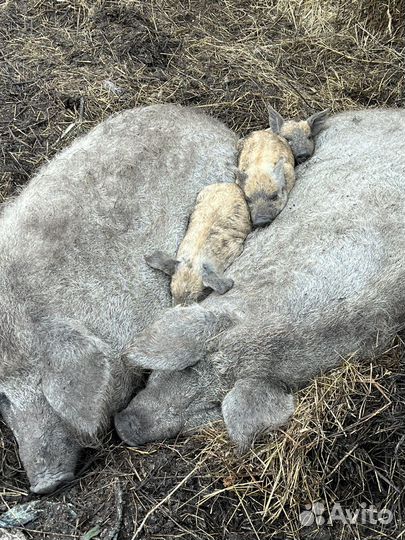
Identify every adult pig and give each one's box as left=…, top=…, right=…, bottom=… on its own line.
left=0, top=104, right=237, bottom=493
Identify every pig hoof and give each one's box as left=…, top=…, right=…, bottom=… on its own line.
left=30, top=472, right=75, bottom=494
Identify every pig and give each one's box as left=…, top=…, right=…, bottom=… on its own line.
left=236, top=107, right=328, bottom=227
left=0, top=104, right=238, bottom=493
left=115, top=108, right=405, bottom=452
left=268, top=106, right=329, bottom=165
left=145, top=183, right=252, bottom=305
left=237, top=132, right=294, bottom=226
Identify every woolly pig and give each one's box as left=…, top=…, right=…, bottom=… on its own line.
left=145, top=183, right=251, bottom=305
left=115, top=109, right=405, bottom=452
left=237, top=132, right=294, bottom=227
left=0, top=104, right=238, bottom=493
left=268, top=106, right=329, bottom=164
left=237, top=108, right=328, bottom=227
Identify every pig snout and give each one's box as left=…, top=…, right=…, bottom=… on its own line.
left=114, top=407, right=147, bottom=447
left=0, top=393, right=81, bottom=494
left=22, top=430, right=81, bottom=494
left=250, top=206, right=280, bottom=228
left=295, top=151, right=311, bottom=164
left=114, top=383, right=187, bottom=446
left=30, top=469, right=75, bottom=495
left=115, top=406, right=183, bottom=447
left=249, top=195, right=287, bottom=228
left=251, top=213, right=273, bottom=227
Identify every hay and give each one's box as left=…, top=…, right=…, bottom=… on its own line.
left=0, top=0, right=404, bottom=538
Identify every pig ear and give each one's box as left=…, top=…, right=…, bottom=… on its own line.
left=222, top=378, right=295, bottom=453
left=267, top=105, right=284, bottom=133
left=127, top=305, right=234, bottom=371
left=145, top=251, right=179, bottom=276
left=273, top=158, right=286, bottom=191
left=41, top=322, right=116, bottom=441
left=202, top=264, right=234, bottom=294
left=307, top=109, right=329, bottom=136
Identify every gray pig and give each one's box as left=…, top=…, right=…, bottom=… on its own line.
left=116, top=108, right=405, bottom=452
left=0, top=104, right=238, bottom=493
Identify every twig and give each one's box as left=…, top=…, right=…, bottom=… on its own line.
left=131, top=457, right=206, bottom=539
left=79, top=97, right=85, bottom=123
left=103, top=478, right=124, bottom=540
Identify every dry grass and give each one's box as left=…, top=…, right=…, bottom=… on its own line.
left=1, top=0, right=403, bottom=193
left=0, top=0, right=405, bottom=539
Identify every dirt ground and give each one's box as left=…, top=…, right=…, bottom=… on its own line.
left=0, top=0, right=404, bottom=539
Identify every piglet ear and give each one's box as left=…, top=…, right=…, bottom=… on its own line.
left=307, top=109, right=329, bottom=136
left=41, top=320, right=116, bottom=442
left=202, top=264, right=234, bottom=294
left=145, top=251, right=179, bottom=276
left=267, top=105, right=284, bottom=133
left=222, top=377, right=295, bottom=453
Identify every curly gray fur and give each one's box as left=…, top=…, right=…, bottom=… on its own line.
left=0, top=104, right=237, bottom=493
left=118, top=108, right=405, bottom=452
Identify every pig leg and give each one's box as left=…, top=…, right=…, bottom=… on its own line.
left=0, top=392, right=80, bottom=494
left=222, top=377, right=295, bottom=453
